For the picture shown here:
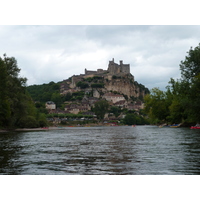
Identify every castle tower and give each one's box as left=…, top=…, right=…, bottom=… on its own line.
left=108, top=58, right=130, bottom=74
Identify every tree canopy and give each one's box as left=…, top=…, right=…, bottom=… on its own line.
left=0, top=55, right=47, bottom=128
left=144, top=44, right=200, bottom=125
left=93, top=100, right=109, bottom=120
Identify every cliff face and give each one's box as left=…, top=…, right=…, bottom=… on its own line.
left=60, top=59, right=149, bottom=100
left=105, top=80, right=137, bottom=98
left=104, top=75, right=146, bottom=98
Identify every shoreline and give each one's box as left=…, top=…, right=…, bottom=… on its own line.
left=0, top=125, right=124, bottom=132
left=0, top=124, right=153, bottom=133
left=0, top=127, right=59, bottom=132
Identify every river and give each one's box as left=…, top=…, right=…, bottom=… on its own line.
left=0, top=125, right=200, bottom=175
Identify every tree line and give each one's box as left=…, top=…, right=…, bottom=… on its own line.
left=144, top=44, right=200, bottom=126
left=0, top=55, right=48, bottom=129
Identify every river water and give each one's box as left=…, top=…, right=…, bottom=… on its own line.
left=0, top=125, right=200, bottom=175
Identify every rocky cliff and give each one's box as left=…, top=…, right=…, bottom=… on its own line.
left=60, top=59, right=149, bottom=100
left=61, top=73, right=149, bottom=100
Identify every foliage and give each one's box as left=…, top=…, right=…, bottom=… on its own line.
left=93, top=100, right=109, bottom=120
left=76, top=81, right=89, bottom=89
left=84, top=76, right=103, bottom=83
left=109, top=106, right=121, bottom=117
left=123, top=113, right=149, bottom=125
left=91, top=83, right=104, bottom=88
left=134, top=81, right=150, bottom=95
left=144, top=43, right=200, bottom=125
left=180, top=44, right=200, bottom=82
left=27, top=81, right=62, bottom=103
left=144, top=88, right=170, bottom=123
left=27, top=82, right=86, bottom=106
left=18, top=116, right=39, bottom=128
left=0, top=58, right=11, bottom=127
left=0, top=55, right=41, bottom=128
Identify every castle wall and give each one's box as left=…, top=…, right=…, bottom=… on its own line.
left=85, top=68, right=107, bottom=75
left=121, top=64, right=130, bottom=74
left=108, top=59, right=130, bottom=75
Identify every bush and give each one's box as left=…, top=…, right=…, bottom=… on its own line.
left=76, top=81, right=89, bottom=89
left=18, top=116, right=39, bottom=128
left=91, top=83, right=104, bottom=88
left=123, top=113, right=149, bottom=125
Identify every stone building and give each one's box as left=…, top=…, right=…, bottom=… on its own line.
left=107, top=58, right=130, bottom=74
left=103, top=92, right=125, bottom=104
left=85, top=68, right=107, bottom=75
left=46, top=101, right=56, bottom=110
left=84, top=58, right=130, bottom=76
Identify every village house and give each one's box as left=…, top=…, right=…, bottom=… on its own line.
left=127, top=103, right=135, bottom=111
left=113, top=100, right=127, bottom=108
left=133, top=100, right=144, bottom=110
left=45, top=101, right=56, bottom=110
left=126, top=100, right=144, bottom=111
left=88, top=97, right=99, bottom=107
left=48, top=108, right=70, bottom=115
left=103, top=92, right=125, bottom=104
left=64, top=103, right=91, bottom=114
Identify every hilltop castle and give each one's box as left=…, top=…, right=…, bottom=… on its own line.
left=67, top=58, right=133, bottom=89
left=60, top=58, right=149, bottom=104
left=85, top=58, right=130, bottom=75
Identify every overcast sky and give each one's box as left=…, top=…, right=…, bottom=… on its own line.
left=1, top=25, right=200, bottom=90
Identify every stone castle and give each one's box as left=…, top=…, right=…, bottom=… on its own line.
left=60, top=58, right=149, bottom=100
left=85, top=58, right=130, bottom=76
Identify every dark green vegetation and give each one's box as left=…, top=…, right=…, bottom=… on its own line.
left=0, top=55, right=48, bottom=129
left=77, top=76, right=105, bottom=88
left=27, top=81, right=62, bottom=106
left=123, top=113, right=149, bottom=125
left=27, top=83, right=86, bottom=107
left=144, top=44, right=200, bottom=125
left=93, top=100, right=109, bottom=120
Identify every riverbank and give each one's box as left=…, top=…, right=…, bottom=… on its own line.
left=0, top=127, right=60, bottom=132
left=0, top=123, right=125, bottom=132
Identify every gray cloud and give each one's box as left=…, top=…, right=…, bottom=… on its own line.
left=1, top=25, right=200, bottom=90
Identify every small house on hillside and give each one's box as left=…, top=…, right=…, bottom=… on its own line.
left=46, top=101, right=56, bottom=110
left=103, top=92, right=125, bottom=104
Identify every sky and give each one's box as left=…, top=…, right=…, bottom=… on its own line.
left=1, top=25, right=200, bottom=91
left=1, top=1, right=199, bottom=197
left=1, top=0, right=200, bottom=92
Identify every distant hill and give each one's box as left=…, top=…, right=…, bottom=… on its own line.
left=27, top=59, right=149, bottom=110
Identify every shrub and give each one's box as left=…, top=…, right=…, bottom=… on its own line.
left=18, top=116, right=39, bottom=128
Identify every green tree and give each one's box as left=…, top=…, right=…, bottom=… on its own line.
left=0, top=58, right=11, bottom=127
left=180, top=44, right=200, bottom=82
left=93, top=100, right=109, bottom=120
left=0, top=54, right=39, bottom=128
left=109, top=106, right=121, bottom=117
left=51, top=92, right=63, bottom=107
left=166, top=78, right=189, bottom=123
left=123, top=113, right=148, bottom=125
left=169, top=44, right=200, bottom=123
left=91, top=83, right=104, bottom=88
left=144, top=87, right=169, bottom=123
left=76, top=81, right=89, bottom=89
left=179, top=44, right=200, bottom=122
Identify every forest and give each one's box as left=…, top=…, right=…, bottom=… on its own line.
left=144, top=44, right=200, bottom=126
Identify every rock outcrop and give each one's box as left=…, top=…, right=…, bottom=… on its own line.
left=60, top=58, right=149, bottom=100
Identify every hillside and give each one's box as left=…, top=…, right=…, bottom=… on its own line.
left=27, top=59, right=149, bottom=108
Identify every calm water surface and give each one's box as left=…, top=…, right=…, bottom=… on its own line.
left=1, top=126, right=200, bottom=175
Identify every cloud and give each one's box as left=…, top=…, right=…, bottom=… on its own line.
left=1, top=25, right=200, bottom=91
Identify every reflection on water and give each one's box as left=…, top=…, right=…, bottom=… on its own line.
left=0, top=126, right=200, bottom=175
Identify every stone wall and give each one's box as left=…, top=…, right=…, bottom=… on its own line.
left=108, top=59, right=130, bottom=75
left=85, top=68, right=107, bottom=75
